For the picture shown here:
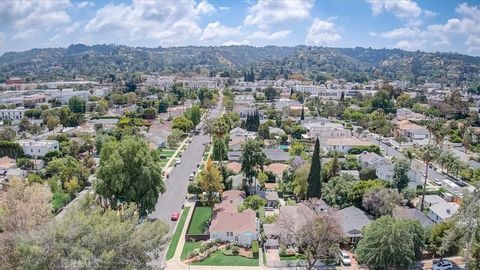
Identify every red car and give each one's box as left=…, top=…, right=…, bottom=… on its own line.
left=171, top=212, right=180, bottom=221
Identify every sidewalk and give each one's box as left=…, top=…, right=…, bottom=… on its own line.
left=163, top=137, right=190, bottom=177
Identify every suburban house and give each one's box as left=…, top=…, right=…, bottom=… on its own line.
left=396, top=108, right=426, bottom=121
left=393, top=207, right=434, bottom=228
left=427, top=202, right=460, bottom=224
left=261, top=191, right=280, bottom=208
left=375, top=162, right=394, bottom=181
left=230, top=127, right=250, bottom=139
left=209, top=190, right=259, bottom=247
left=229, top=137, right=245, bottom=151
left=423, top=194, right=446, bottom=208
left=17, top=139, right=59, bottom=157
left=334, top=206, right=372, bottom=244
left=263, top=149, right=290, bottom=163
left=325, top=138, right=374, bottom=153
left=263, top=205, right=314, bottom=249
left=264, top=163, right=288, bottom=180
left=395, top=120, right=430, bottom=141
left=359, top=151, right=388, bottom=168
left=226, top=161, right=242, bottom=174
left=303, top=121, right=352, bottom=141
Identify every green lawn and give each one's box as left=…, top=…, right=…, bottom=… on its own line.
left=192, top=250, right=259, bottom=266
left=165, top=207, right=190, bottom=260
left=181, top=241, right=201, bottom=260
left=187, top=207, right=211, bottom=235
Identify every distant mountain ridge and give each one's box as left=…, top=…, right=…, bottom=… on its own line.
left=1, top=44, right=479, bottom=85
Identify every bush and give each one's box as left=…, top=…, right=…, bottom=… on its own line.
left=232, top=245, right=240, bottom=255
left=349, top=145, right=381, bottom=155
left=187, top=249, right=200, bottom=259
left=279, top=245, right=287, bottom=257
left=359, top=166, right=377, bottom=180
left=252, top=241, right=259, bottom=255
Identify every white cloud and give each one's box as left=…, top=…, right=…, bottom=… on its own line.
left=201, top=21, right=241, bottom=41
left=223, top=40, right=251, bottom=46
left=0, top=0, right=71, bottom=29
left=305, top=18, right=341, bottom=46
left=366, top=0, right=421, bottom=19
left=244, top=0, right=314, bottom=29
left=251, top=30, right=291, bottom=40
left=13, top=29, right=38, bottom=40
left=424, top=10, right=436, bottom=17
left=394, top=39, right=425, bottom=50
left=219, top=6, right=230, bottom=11
left=84, top=0, right=215, bottom=44
left=77, top=1, right=94, bottom=9
left=377, top=26, right=420, bottom=39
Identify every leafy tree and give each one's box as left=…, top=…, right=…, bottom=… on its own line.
left=15, top=197, right=169, bottom=270
left=187, top=182, right=202, bottom=197
left=278, top=210, right=342, bottom=270
left=324, top=154, right=341, bottom=181
left=359, top=166, right=377, bottom=180
left=241, top=139, right=266, bottom=193
left=427, top=221, right=460, bottom=257
left=16, top=158, right=33, bottom=170
left=18, top=117, right=30, bottom=132
left=0, top=179, right=52, bottom=269
left=167, top=129, right=184, bottom=148
left=258, top=122, right=270, bottom=139
left=348, top=179, right=385, bottom=207
left=68, top=96, right=86, bottom=114
left=307, top=138, right=322, bottom=198
left=419, top=144, right=440, bottom=211
left=371, top=90, right=395, bottom=113
left=184, top=105, right=201, bottom=126
left=264, top=87, right=277, bottom=101
left=95, top=137, right=165, bottom=217
left=0, top=127, right=16, bottom=141
left=158, top=99, right=168, bottom=113
left=289, top=141, right=306, bottom=157
left=198, top=159, right=224, bottom=214
left=356, top=216, right=425, bottom=269
left=212, top=135, right=228, bottom=161
left=292, top=163, right=310, bottom=199
left=322, top=175, right=354, bottom=209
left=239, top=195, right=266, bottom=212
left=362, top=187, right=401, bottom=217
left=0, top=141, right=23, bottom=158
left=45, top=116, right=59, bottom=131
left=393, top=159, right=410, bottom=191
left=172, top=115, right=194, bottom=132
left=143, top=107, right=157, bottom=119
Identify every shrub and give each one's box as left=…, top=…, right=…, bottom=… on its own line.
left=279, top=245, right=287, bottom=257
left=252, top=240, right=259, bottom=256
left=232, top=245, right=240, bottom=255
left=187, top=249, right=200, bottom=259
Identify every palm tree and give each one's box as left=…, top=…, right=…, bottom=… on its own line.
left=404, top=149, right=414, bottom=166
left=419, top=144, right=441, bottom=211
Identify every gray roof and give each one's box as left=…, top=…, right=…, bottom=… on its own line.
left=264, top=191, right=279, bottom=201
left=263, top=149, right=290, bottom=162
left=334, top=206, right=372, bottom=238
left=269, top=127, right=286, bottom=136
left=424, top=195, right=446, bottom=205
left=227, top=151, right=241, bottom=161
left=393, top=207, right=434, bottom=228
left=359, top=151, right=383, bottom=164
left=429, top=202, right=459, bottom=220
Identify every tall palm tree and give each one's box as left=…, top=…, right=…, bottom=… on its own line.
left=419, top=144, right=441, bottom=211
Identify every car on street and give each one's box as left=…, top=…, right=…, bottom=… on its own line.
left=175, top=159, right=181, bottom=165
left=339, top=250, right=351, bottom=266
left=171, top=212, right=180, bottom=221
left=189, top=173, right=195, bottom=181
left=433, top=178, right=443, bottom=186
left=432, top=259, right=453, bottom=270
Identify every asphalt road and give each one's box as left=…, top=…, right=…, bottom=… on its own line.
left=148, top=103, right=221, bottom=267
left=363, top=133, right=473, bottom=195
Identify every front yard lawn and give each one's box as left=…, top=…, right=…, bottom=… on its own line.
left=187, top=207, right=211, bottom=235
left=181, top=241, right=201, bottom=260
left=165, top=207, right=190, bottom=260
left=192, top=250, right=259, bottom=266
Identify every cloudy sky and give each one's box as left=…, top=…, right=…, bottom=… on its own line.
left=0, top=0, right=479, bottom=56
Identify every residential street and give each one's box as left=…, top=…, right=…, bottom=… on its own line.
left=149, top=102, right=221, bottom=268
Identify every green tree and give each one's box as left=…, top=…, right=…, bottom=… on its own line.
left=356, top=216, right=425, bottom=269
left=212, top=135, right=228, bottom=161
left=0, top=127, right=16, bottom=141
left=198, top=159, right=224, bottom=214
left=307, top=138, right=322, bottom=198
left=258, top=122, right=270, bottom=139
left=187, top=182, right=202, bottom=197
left=167, top=129, right=184, bottom=148
left=143, top=107, right=157, bottom=119
left=322, top=175, right=354, bottom=209
left=172, top=115, right=194, bottom=132
left=292, top=163, right=310, bottom=199
left=185, top=105, right=201, bottom=126
left=427, top=221, right=460, bottom=257
left=95, top=137, right=165, bottom=217
left=325, top=154, right=341, bottom=181
left=18, top=117, right=30, bottom=132
left=241, top=139, right=266, bottom=193
left=371, top=90, right=395, bottom=113
left=359, top=166, right=377, bottom=180
left=362, top=187, right=401, bottom=217
left=158, top=99, right=169, bottom=113
left=68, top=96, right=86, bottom=113
left=348, top=179, right=385, bottom=207
left=15, top=197, right=169, bottom=270
left=289, top=141, right=306, bottom=157
left=45, top=116, right=60, bottom=131
left=419, top=144, right=440, bottom=211
left=393, top=159, right=410, bottom=191
left=239, top=195, right=266, bottom=211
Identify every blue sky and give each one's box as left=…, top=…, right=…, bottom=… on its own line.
left=0, top=0, right=479, bottom=56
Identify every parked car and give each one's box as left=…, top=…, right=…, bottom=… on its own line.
left=175, top=159, right=181, bottom=166
left=432, top=259, right=453, bottom=270
left=339, top=250, right=351, bottom=266
left=189, top=173, right=195, bottom=181
left=433, top=178, right=443, bottom=186
left=171, top=212, right=180, bottom=221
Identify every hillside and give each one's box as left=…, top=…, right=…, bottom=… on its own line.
left=1, top=44, right=479, bottom=85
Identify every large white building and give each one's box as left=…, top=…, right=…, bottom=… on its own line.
left=0, top=107, right=25, bottom=121
left=17, top=140, right=59, bottom=157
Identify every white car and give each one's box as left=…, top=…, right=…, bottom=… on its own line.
left=175, top=159, right=181, bottom=165
left=432, top=260, right=453, bottom=270
left=339, top=250, right=351, bottom=266
left=433, top=179, right=443, bottom=186
left=189, top=173, right=195, bottom=181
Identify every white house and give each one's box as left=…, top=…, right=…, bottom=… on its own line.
left=359, top=152, right=388, bottom=168
left=325, top=138, right=374, bottom=153
left=17, top=139, right=59, bottom=157
left=209, top=190, right=259, bottom=247
left=303, top=122, right=351, bottom=141
left=0, top=107, right=25, bottom=121
left=427, top=202, right=459, bottom=224
left=395, top=120, right=430, bottom=140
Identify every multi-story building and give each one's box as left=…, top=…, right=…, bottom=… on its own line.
left=17, top=140, right=59, bottom=157
left=0, top=107, right=25, bottom=121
